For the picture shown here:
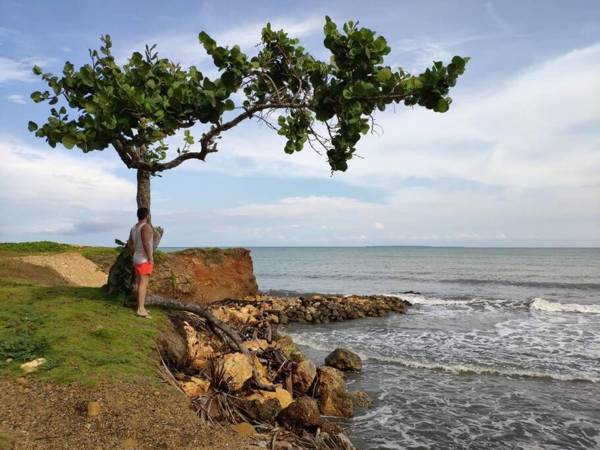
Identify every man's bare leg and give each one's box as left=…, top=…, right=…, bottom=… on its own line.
left=137, top=275, right=150, bottom=316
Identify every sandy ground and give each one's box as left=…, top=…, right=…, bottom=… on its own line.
left=17, top=253, right=107, bottom=287
left=0, top=378, right=261, bottom=450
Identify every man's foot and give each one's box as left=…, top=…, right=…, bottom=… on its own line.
left=136, top=310, right=152, bottom=319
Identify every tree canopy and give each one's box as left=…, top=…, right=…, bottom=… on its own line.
left=29, top=17, right=468, bottom=173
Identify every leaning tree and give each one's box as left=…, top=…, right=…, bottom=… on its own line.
left=29, top=17, right=468, bottom=292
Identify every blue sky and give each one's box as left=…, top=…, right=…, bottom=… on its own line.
left=1, top=0, right=599, bottom=246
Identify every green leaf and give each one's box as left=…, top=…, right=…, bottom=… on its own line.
left=376, top=67, right=392, bottom=83
left=27, top=121, right=38, bottom=131
left=30, top=91, right=44, bottom=103
left=224, top=99, right=235, bottom=111
left=435, top=98, right=450, bottom=113
left=62, top=135, right=78, bottom=149
left=32, top=65, right=42, bottom=76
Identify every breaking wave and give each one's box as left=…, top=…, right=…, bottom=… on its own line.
left=530, top=297, right=600, bottom=315
left=292, top=334, right=600, bottom=383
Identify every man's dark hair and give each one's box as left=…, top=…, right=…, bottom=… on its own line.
left=137, top=207, right=149, bottom=220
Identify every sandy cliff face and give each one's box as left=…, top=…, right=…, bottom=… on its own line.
left=149, top=248, right=258, bottom=303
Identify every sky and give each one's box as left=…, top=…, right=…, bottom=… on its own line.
left=0, top=0, right=599, bottom=247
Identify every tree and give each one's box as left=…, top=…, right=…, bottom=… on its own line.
left=29, top=17, right=467, bottom=291
left=27, top=17, right=469, bottom=390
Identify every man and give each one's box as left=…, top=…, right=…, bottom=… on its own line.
left=127, top=207, right=154, bottom=318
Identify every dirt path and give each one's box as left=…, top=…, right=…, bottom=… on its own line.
left=0, top=378, right=260, bottom=450
left=17, top=252, right=107, bottom=287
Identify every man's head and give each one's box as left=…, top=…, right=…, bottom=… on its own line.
left=137, top=207, right=149, bottom=221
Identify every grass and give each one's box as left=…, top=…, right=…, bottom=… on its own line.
left=0, top=276, right=167, bottom=385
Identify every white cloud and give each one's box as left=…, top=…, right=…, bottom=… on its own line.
left=0, top=137, right=134, bottom=209
left=194, top=42, right=600, bottom=193
left=6, top=94, right=25, bottom=104
left=0, top=136, right=136, bottom=241
left=0, top=57, right=34, bottom=82
left=0, top=56, right=55, bottom=83
left=164, top=42, right=600, bottom=246
left=121, top=16, right=322, bottom=67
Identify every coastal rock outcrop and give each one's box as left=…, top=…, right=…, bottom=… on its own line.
left=293, top=359, right=317, bottom=393
left=325, top=348, right=363, bottom=372
left=149, top=248, right=258, bottom=303
left=278, top=396, right=322, bottom=429
left=216, top=352, right=253, bottom=391
left=315, top=367, right=354, bottom=418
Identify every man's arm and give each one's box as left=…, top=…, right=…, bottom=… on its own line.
left=141, top=224, right=154, bottom=263
left=126, top=229, right=134, bottom=253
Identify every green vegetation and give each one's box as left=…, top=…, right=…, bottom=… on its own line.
left=0, top=241, right=76, bottom=254
left=0, top=243, right=166, bottom=385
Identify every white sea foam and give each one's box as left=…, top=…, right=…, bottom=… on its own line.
left=365, top=355, right=600, bottom=383
left=394, top=294, right=479, bottom=306
left=291, top=334, right=600, bottom=383
left=531, top=297, right=600, bottom=315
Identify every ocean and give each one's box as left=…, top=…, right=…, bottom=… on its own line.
left=249, top=247, right=600, bottom=450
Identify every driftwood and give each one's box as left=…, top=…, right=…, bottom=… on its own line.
left=146, top=294, right=275, bottom=391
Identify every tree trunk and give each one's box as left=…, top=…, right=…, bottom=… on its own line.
left=137, top=169, right=151, bottom=211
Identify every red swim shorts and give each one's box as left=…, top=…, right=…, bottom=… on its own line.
left=134, top=261, right=154, bottom=276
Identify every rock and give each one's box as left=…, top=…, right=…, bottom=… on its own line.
left=289, top=350, right=306, bottom=363
left=320, top=420, right=344, bottom=435
left=325, top=348, right=362, bottom=371
left=213, top=306, right=259, bottom=325
left=243, top=339, right=269, bottom=352
left=293, top=359, right=317, bottom=393
left=275, top=335, right=298, bottom=358
left=179, top=377, right=211, bottom=397
left=157, top=324, right=188, bottom=369
left=86, top=401, right=101, bottom=417
left=229, top=422, right=256, bottom=436
left=246, top=386, right=293, bottom=409
left=278, top=396, right=322, bottom=429
left=351, top=391, right=373, bottom=409
left=240, top=396, right=281, bottom=422
left=315, top=367, right=353, bottom=418
left=20, top=358, right=46, bottom=374
left=217, top=352, right=253, bottom=391
left=148, top=248, right=258, bottom=303
left=251, top=355, right=273, bottom=388
left=191, top=342, right=216, bottom=370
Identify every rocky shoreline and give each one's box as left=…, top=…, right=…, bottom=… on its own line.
left=158, top=294, right=411, bottom=449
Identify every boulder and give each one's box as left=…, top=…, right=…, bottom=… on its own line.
left=216, top=352, right=253, bottom=391
left=20, top=358, right=46, bottom=374
left=275, top=335, right=297, bottom=358
left=293, top=359, right=317, bottom=393
left=156, top=324, right=188, bottom=368
left=351, top=391, right=373, bottom=409
left=240, top=396, right=281, bottom=422
left=242, top=339, right=269, bottom=353
left=245, top=387, right=293, bottom=409
left=325, top=348, right=362, bottom=371
left=315, top=367, right=353, bottom=418
left=251, top=354, right=273, bottom=388
left=320, top=421, right=344, bottom=435
left=278, top=396, right=322, bottom=429
left=148, top=248, right=258, bottom=303
left=179, top=377, right=211, bottom=397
